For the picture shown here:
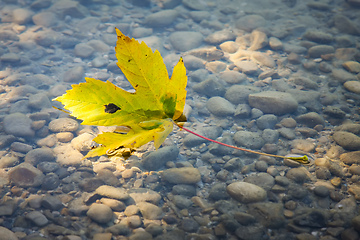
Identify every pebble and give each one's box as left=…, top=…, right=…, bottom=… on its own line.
left=96, top=185, right=130, bottom=200
left=193, top=76, right=226, bottom=97
left=24, top=147, right=55, bottom=165
left=74, top=43, right=94, bottom=58
left=344, top=81, right=360, bottom=94
left=188, top=47, right=224, bottom=61
left=41, top=195, right=63, bottom=211
left=343, top=61, right=360, bottom=73
left=233, top=131, right=264, bottom=149
left=245, top=173, right=275, bottom=191
left=0, top=226, right=18, bottom=240
left=206, top=97, right=235, bottom=116
left=205, top=61, right=227, bottom=73
left=248, top=91, right=298, bottom=115
left=256, top=114, right=277, bottom=130
left=137, top=202, right=163, bottom=220
left=286, top=168, right=310, bottom=184
left=101, top=198, right=126, bottom=212
left=252, top=52, right=276, bottom=68
left=141, top=146, right=179, bottom=171
left=235, top=15, right=266, bottom=32
left=48, top=118, right=79, bottom=132
left=71, top=132, right=94, bottom=152
left=32, top=11, right=58, bottom=27
left=128, top=188, right=162, bottom=205
left=225, top=85, right=260, bottom=104
left=204, top=29, right=236, bottom=45
left=340, top=151, right=360, bottom=165
left=219, top=41, right=239, bottom=53
left=26, top=211, right=49, bottom=227
left=87, top=203, right=113, bottom=224
left=234, top=60, right=259, bottom=75
left=9, top=162, right=44, bottom=187
left=249, top=30, right=268, bottom=51
left=308, top=45, right=335, bottom=58
left=161, top=167, right=201, bottom=184
left=132, top=27, right=153, bottom=38
left=51, top=0, right=88, bottom=18
left=303, top=30, right=333, bottom=44
left=169, top=31, right=203, bottom=51
left=42, top=172, right=60, bottom=190
left=56, top=132, right=74, bottom=142
left=182, top=55, right=205, bottom=70
left=249, top=203, right=285, bottom=229
left=144, top=10, right=178, bottom=28
left=12, top=8, right=33, bottom=24
left=227, top=182, right=267, bottom=203
left=63, top=66, right=84, bottom=82
left=296, top=112, right=325, bottom=128
left=3, top=113, right=35, bottom=138
left=333, top=15, right=360, bottom=35
left=291, top=139, right=315, bottom=152
left=182, top=126, right=222, bottom=147
left=333, top=131, right=360, bottom=151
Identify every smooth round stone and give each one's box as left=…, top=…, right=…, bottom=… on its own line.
left=248, top=91, right=298, bottom=115
left=286, top=168, right=310, bottom=184
left=95, top=185, right=130, bottom=200
left=220, top=71, right=246, bottom=84
left=343, top=61, right=360, bottom=73
left=91, top=57, right=108, bottom=68
left=3, top=113, right=35, bottom=138
left=169, top=31, right=203, bottom=51
left=333, top=131, right=360, bottom=151
left=144, top=10, right=178, bottom=27
left=308, top=45, right=335, bottom=58
left=227, top=182, right=267, bottom=203
left=234, top=60, right=258, bottom=75
left=101, top=198, right=126, bottom=212
left=25, top=211, right=48, bottom=227
left=244, top=173, right=275, bottom=191
left=225, top=85, right=260, bottom=104
left=137, top=202, right=163, bottom=220
left=24, top=147, right=55, bottom=165
left=334, top=14, right=360, bottom=35
left=141, top=146, right=179, bottom=171
left=193, top=77, right=226, bottom=97
left=56, top=132, right=74, bottom=142
left=71, top=132, right=94, bottom=152
left=233, top=131, right=264, bottom=149
left=48, top=118, right=79, bottom=132
left=256, top=114, right=277, bottom=130
left=340, top=151, right=360, bottom=165
left=63, top=66, right=84, bottom=82
left=161, top=167, right=201, bottom=184
left=41, top=195, right=63, bottom=211
left=291, top=139, right=315, bottom=152
left=235, top=14, right=266, bottom=32
left=87, top=203, right=113, bottom=224
left=0, top=226, right=18, bottom=240
left=269, top=37, right=283, bottom=51
left=205, top=29, right=236, bottom=45
left=12, top=8, right=33, bottom=24
left=0, top=53, right=20, bottom=63
left=8, top=163, right=45, bottom=187
left=344, top=81, right=360, bottom=94
left=303, top=30, right=333, bottom=44
left=32, top=11, right=57, bottom=27
left=42, top=173, right=60, bottom=190
left=74, top=43, right=94, bottom=58
left=206, top=97, right=235, bottom=116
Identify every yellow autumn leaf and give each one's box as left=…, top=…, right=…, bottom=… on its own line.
left=54, top=28, right=187, bottom=158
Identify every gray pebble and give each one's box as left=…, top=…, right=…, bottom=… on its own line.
left=227, top=182, right=267, bottom=203
left=313, top=185, right=330, bottom=197
left=308, top=45, right=335, bottom=58
left=48, top=118, right=79, bottom=132
left=10, top=142, right=33, bottom=153
left=161, top=167, right=201, bottom=184
left=248, top=91, right=298, bottom=115
left=128, top=188, right=161, bottom=205
left=205, top=29, right=236, bottom=45
left=87, top=203, right=113, bottom=224
left=225, top=85, right=260, bottom=105
left=96, top=185, right=130, bottom=200
left=37, top=162, right=60, bottom=173
left=183, top=55, right=205, bottom=70
left=63, top=66, right=84, bottom=82
left=141, top=146, right=179, bottom=171
left=34, top=30, right=57, bottom=47
left=12, top=8, right=33, bottom=24
left=193, top=76, right=226, bottom=97
left=26, top=211, right=48, bottom=227
left=0, top=226, right=18, bottom=240
left=74, top=43, right=94, bottom=58
left=234, top=60, right=259, bottom=75
left=262, top=129, right=279, bottom=143
left=51, top=0, right=88, bottom=18
left=172, top=184, right=197, bottom=197
left=249, top=202, right=285, bottom=229
left=144, top=10, right=178, bottom=28
left=235, top=14, right=266, bottom=32
left=244, top=172, right=275, bottom=191
left=173, top=195, right=193, bottom=209
left=333, top=131, right=360, bottom=151
left=181, top=218, right=200, bottom=233
left=170, top=31, right=203, bottom=52
left=42, top=173, right=60, bottom=190
left=182, top=125, right=222, bottom=147
left=137, top=202, right=163, bottom=220
left=41, top=195, right=63, bottom=211
left=286, top=168, right=310, bottom=184
left=24, top=148, right=55, bottom=165
left=3, top=113, right=35, bottom=138
left=220, top=70, right=246, bottom=84
left=132, top=27, right=153, bottom=38
left=209, top=182, right=229, bottom=200
left=32, top=11, right=57, bottom=27
left=234, top=104, right=251, bottom=118
left=296, top=112, right=324, bottom=128
left=333, top=14, right=360, bottom=35
left=189, top=11, right=210, bottom=23
left=91, top=57, right=108, bottom=68
left=206, top=96, right=235, bottom=116
left=188, top=47, right=224, bottom=61
left=256, top=114, right=277, bottom=130
left=303, top=30, right=333, bottom=44
left=233, top=131, right=264, bottom=149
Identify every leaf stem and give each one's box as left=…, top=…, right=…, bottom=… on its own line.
left=175, top=123, right=309, bottom=164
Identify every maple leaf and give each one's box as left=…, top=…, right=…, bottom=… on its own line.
left=54, top=28, right=187, bottom=158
